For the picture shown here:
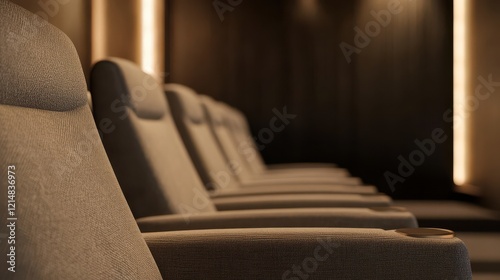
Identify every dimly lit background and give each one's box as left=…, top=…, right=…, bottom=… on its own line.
left=167, top=0, right=454, bottom=198
left=10, top=0, right=500, bottom=208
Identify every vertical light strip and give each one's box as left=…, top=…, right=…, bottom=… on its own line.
left=453, top=0, right=469, bottom=186
left=141, top=0, right=156, bottom=76
left=91, top=0, right=107, bottom=64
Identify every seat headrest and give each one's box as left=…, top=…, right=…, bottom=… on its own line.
left=0, top=0, right=87, bottom=111
left=200, top=95, right=224, bottom=126
left=164, top=83, right=205, bottom=123
left=92, top=58, right=167, bottom=119
left=218, top=102, right=241, bottom=130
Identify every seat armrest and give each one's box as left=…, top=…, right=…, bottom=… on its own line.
left=243, top=176, right=363, bottom=186
left=212, top=194, right=391, bottom=211
left=137, top=207, right=417, bottom=232
left=209, top=184, right=377, bottom=198
left=143, top=228, right=471, bottom=279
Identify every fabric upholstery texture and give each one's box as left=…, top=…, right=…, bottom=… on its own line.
left=0, top=1, right=161, bottom=278
left=91, top=58, right=217, bottom=218
left=0, top=3, right=86, bottom=112
left=144, top=228, right=472, bottom=280
left=0, top=106, right=162, bottom=280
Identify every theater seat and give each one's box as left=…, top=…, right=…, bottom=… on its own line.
left=165, top=84, right=386, bottom=200
left=203, top=95, right=355, bottom=181
left=0, top=1, right=472, bottom=279
left=167, top=85, right=371, bottom=184
left=200, top=94, right=378, bottom=197
left=90, top=58, right=409, bottom=230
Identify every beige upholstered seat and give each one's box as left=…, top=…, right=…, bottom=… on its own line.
left=90, top=58, right=411, bottom=229
left=166, top=84, right=391, bottom=205
left=0, top=1, right=161, bottom=278
left=0, top=2, right=472, bottom=279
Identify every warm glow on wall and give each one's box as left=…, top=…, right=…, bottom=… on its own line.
left=453, top=0, right=470, bottom=186
left=295, top=0, right=320, bottom=20
left=299, top=0, right=318, bottom=14
left=141, top=0, right=156, bottom=76
left=140, top=0, right=164, bottom=81
left=91, top=0, right=107, bottom=64
left=91, top=0, right=164, bottom=80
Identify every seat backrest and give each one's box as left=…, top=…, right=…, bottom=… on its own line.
left=91, top=58, right=216, bottom=218
left=0, top=1, right=161, bottom=278
left=219, top=103, right=269, bottom=175
left=200, top=95, right=258, bottom=182
left=166, top=84, right=241, bottom=191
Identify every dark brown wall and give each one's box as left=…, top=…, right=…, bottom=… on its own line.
left=168, top=0, right=454, bottom=197
left=469, top=0, right=500, bottom=210
left=352, top=0, right=454, bottom=197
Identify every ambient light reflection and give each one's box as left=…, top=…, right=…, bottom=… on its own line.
left=91, top=0, right=106, bottom=64
left=453, top=0, right=469, bottom=186
left=141, top=0, right=156, bottom=76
